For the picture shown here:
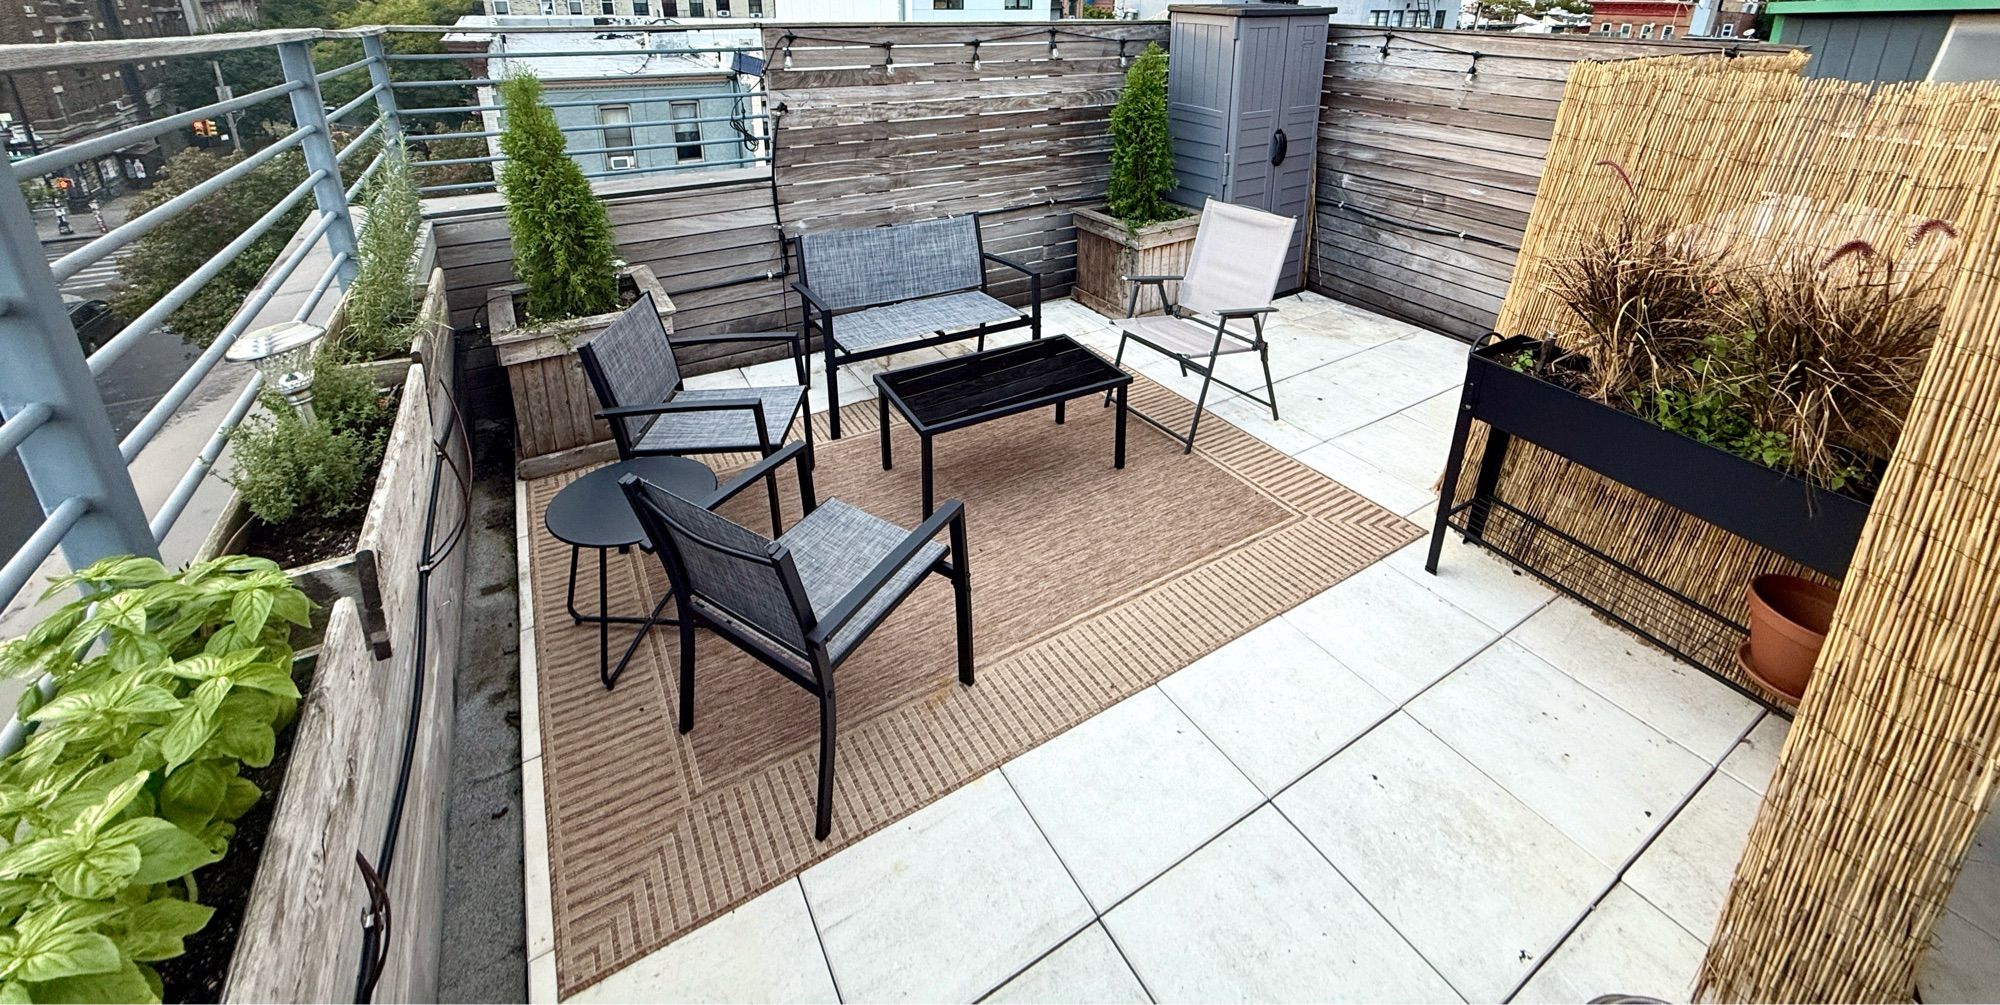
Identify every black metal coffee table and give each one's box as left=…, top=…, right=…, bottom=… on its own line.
left=875, top=335, right=1132, bottom=516
left=543, top=455, right=718, bottom=689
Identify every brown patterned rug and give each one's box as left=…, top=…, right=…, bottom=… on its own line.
left=523, top=375, right=1421, bottom=996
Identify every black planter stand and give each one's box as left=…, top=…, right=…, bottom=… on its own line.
left=1427, top=334, right=1870, bottom=701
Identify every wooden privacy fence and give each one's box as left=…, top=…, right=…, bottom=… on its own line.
left=1454, top=54, right=2000, bottom=704
left=1310, top=28, right=1784, bottom=339
left=763, top=21, right=1170, bottom=303
left=1699, top=93, right=2000, bottom=1003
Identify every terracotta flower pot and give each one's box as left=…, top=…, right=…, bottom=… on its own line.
left=1742, top=574, right=1840, bottom=701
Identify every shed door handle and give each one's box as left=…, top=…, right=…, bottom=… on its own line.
left=1269, top=129, right=1288, bottom=167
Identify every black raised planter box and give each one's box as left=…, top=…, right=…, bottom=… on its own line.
left=1428, top=334, right=1871, bottom=583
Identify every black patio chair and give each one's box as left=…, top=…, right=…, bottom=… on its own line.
left=579, top=292, right=811, bottom=533
left=619, top=441, right=974, bottom=840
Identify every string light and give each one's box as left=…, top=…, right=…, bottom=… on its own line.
left=1380, top=34, right=1393, bottom=60
left=970, top=40, right=982, bottom=71
left=883, top=42, right=895, bottom=74
left=1049, top=30, right=1061, bottom=60
left=1118, top=39, right=1129, bottom=68
left=781, top=33, right=793, bottom=71
left=1465, top=51, right=1479, bottom=83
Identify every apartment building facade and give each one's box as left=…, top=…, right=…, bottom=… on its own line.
left=1589, top=0, right=1760, bottom=39
left=478, top=0, right=1051, bottom=19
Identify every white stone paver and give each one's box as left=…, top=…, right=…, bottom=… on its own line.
left=557, top=297, right=1791, bottom=1003
left=1623, top=771, right=1765, bottom=940
left=981, top=924, right=1150, bottom=1004
left=1003, top=688, right=1264, bottom=911
left=1384, top=534, right=1554, bottom=632
left=1513, top=600, right=1762, bottom=762
left=1281, top=563, right=1499, bottom=704
left=570, top=881, right=838, bottom=1004
left=1513, top=884, right=1706, bottom=1004
left=1104, top=806, right=1462, bottom=1003
left=1279, top=713, right=1609, bottom=1002
left=799, top=772, right=1093, bottom=1003
left=1409, top=640, right=1712, bottom=867
left=1158, top=617, right=1393, bottom=796
left=1718, top=714, right=1789, bottom=795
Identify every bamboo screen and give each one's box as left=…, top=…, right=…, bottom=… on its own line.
left=1462, top=53, right=2000, bottom=704
left=1698, top=96, right=2000, bottom=1003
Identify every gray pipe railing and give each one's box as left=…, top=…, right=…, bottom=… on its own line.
left=0, top=19, right=775, bottom=629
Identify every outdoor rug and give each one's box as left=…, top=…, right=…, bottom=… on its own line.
left=522, top=373, right=1422, bottom=996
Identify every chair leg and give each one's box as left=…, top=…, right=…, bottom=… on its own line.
left=1105, top=332, right=1130, bottom=408
left=795, top=336, right=808, bottom=387
left=676, top=619, right=696, bottom=734
left=1185, top=366, right=1218, bottom=454
left=825, top=340, right=843, bottom=440
left=1261, top=344, right=1280, bottom=421
left=950, top=517, right=974, bottom=686
left=814, top=691, right=837, bottom=840
left=764, top=454, right=784, bottom=537
left=801, top=406, right=817, bottom=474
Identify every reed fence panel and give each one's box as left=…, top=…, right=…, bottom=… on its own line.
left=1310, top=28, right=1784, bottom=339
left=1698, top=90, right=2000, bottom=1002
left=1455, top=54, right=2000, bottom=703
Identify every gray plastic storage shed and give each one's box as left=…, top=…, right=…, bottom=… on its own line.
left=1166, top=3, right=1332, bottom=293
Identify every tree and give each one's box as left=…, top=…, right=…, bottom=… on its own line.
left=113, top=148, right=314, bottom=346
left=1105, top=42, right=1177, bottom=227
left=497, top=73, right=619, bottom=322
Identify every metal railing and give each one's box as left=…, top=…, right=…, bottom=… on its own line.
left=0, top=21, right=773, bottom=623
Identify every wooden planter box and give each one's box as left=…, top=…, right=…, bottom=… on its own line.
left=1432, top=334, right=1873, bottom=581
left=1073, top=205, right=1200, bottom=319
left=489, top=264, right=675, bottom=465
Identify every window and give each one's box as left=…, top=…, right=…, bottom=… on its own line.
left=600, top=105, right=634, bottom=168
left=1618, top=22, right=1631, bottom=35
left=1433, top=9, right=1446, bottom=27
left=601, top=0, right=614, bottom=12
left=685, top=0, right=701, bottom=13
left=932, top=0, right=964, bottom=7
left=632, top=0, right=647, bottom=11
left=491, top=0, right=508, bottom=11
left=1661, top=24, right=1673, bottom=37
left=1720, top=22, right=1735, bottom=35
left=567, top=0, right=581, bottom=11
left=749, top=0, right=764, bottom=13
left=1004, top=0, right=1031, bottom=8
left=715, top=0, right=730, bottom=13
left=1639, top=22, right=1653, bottom=37
left=1369, top=9, right=1388, bottom=24
left=1596, top=21, right=1610, bottom=31
left=671, top=100, right=703, bottom=163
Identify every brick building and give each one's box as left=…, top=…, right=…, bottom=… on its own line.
left=0, top=0, right=250, bottom=198
left=1590, top=0, right=1760, bottom=39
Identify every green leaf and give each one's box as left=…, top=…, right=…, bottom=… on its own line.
left=0, top=980, right=29, bottom=1005
left=159, top=762, right=229, bottom=832
left=9, top=931, right=121, bottom=983
left=50, top=842, right=141, bottom=901
left=70, top=773, right=148, bottom=838
left=109, top=819, right=219, bottom=886
left=230, top=663, right=300, bottom=700
left=218, top=778, right=261, bottom=823
left=110, top=898, right=212, bottom=963
left=32, top=957, right=158, bottom=1005
left=0, top=838, right=77, bottom=881
left=156, top=701, right=219, bottom=772
left=228, top=589, right=274, bottom=641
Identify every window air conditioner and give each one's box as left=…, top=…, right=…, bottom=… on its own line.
left=608, top=154, right=637, bottom=170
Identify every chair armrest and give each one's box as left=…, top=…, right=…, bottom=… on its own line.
left=790, top=281, right=836, bottom=316
left=1213, top=306, right=1278, bottom=318
left=981, top=252, right=1039, bottom=278
left=709, top=440, right=813, bottom=510
left=806, top=501, right=964, bottom=648
left=1122, top=274, right=1183, bottom=283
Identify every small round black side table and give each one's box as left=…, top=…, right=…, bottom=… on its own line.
left=544, top=455, right=718, bottom=689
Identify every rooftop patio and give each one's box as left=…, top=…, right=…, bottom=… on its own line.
left=2, top=15, right=1998, bottom=1005
left=510, top=292, right=1944, bottom=1003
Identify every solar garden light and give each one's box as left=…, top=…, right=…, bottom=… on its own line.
left=227, top=320, right=327, bottom=424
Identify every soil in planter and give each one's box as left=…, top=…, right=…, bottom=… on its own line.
left=238, top=506, right=367, bottom=569
left=155, top=661, right=314, bottom=1004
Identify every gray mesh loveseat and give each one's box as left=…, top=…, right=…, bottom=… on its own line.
left=792, top=215, right=1041, bottom=438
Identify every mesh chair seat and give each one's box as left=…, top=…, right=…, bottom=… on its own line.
left=632, top=385, right=807, bottom=454
left=832, top=291, right=1022, bottom=354
left=1114, top=315, right=1262, bottom=358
